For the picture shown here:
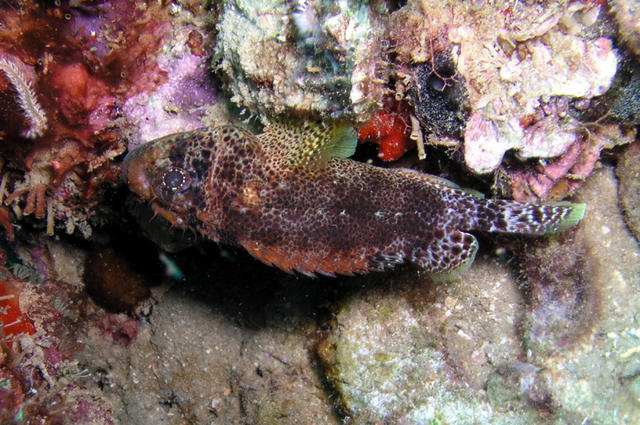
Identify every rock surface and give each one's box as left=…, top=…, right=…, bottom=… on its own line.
left=78, top=257, right=339, bottom=425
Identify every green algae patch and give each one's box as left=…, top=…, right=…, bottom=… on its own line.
left=256, top=397, right=289, bottom=425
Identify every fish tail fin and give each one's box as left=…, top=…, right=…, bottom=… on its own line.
left=470, top=199, right=586, bottom=235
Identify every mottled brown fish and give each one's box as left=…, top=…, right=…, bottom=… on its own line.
left=122, top=122, right=585, bottom=279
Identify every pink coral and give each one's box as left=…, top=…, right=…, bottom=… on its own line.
left=508, top=124, right=636, bottom=202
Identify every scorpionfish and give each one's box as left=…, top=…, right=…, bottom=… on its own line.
left=122, top=122, right=585, bottom=278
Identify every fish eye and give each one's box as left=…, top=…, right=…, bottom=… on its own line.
left=162, top=167, right=190, bottom=192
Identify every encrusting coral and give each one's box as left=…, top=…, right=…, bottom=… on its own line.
left=214, top=0, right=391, bottom=122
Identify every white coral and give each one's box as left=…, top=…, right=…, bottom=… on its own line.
left=0, top=56, right=48, bottom=139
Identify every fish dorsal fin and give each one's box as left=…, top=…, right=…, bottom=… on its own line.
left=397, top=169, right=486, bottom=199
left=259, top=121, right=357, bottom=170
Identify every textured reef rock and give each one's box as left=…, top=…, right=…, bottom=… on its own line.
left=317, top=261, right=526, bottom=424
left=505, top=123, right=635, bottom=202
left=214, top=0, right=390, bottom=122
left=390, top=0, right=619, bottom=174
left=77, top=257, right=339, bottom=425
left=612, top=0, right=640, bottom=57
left=121, top=6, right=219, bottom=151
left=0, top=239, right=117, bottom=424
left=212, top=0, right=633, bottom=201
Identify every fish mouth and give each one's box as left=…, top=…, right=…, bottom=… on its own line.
left=122, top=138, right=173, bottom=200
left=122, top=143, right=154, bottom=200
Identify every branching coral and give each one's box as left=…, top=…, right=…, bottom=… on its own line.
left=0, top=55, right=47, bottom=139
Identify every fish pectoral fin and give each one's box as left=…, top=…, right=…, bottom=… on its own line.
left=412, top=230, right=479, bottom=283
left=151, top=202, right=186, bottom=228
left=240, top=240, right=392, bottom=277
left=260, top=120, right=356, bottom=170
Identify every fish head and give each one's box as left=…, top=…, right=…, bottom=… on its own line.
left=122, top=130, right=211, bottom=228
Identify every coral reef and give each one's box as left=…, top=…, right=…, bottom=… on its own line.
left=0, top=0, right=218, bottom=239
left=390, top=1, right=620, bottom=175
left=504, top=123, right=635, bottom=202
left=214, top=0, right=391, bottom=122
left=0, top=1, right=638, bottom=424
left=191, top=0, right=625, bottom=200
left=611, top=0, right=640, bottom=57
left=0, top=239, right=116, bottom=424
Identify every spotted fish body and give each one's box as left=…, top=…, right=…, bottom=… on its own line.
left=123, top=123, right=585, bottom=278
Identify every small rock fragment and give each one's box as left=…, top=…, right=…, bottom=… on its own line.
left=616, top=141, right=640, bottom=242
